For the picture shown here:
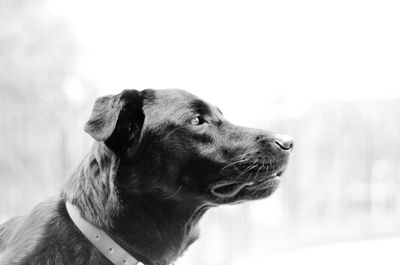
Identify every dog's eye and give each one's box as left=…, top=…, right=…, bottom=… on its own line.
left=190, top=116, right=203, bottom=126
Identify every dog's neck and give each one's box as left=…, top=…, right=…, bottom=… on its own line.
left=110, top=192, right=208, bottom=265
left=63, top=143, right=209, bottom=265
left=63, top=143, right=122, bottom=228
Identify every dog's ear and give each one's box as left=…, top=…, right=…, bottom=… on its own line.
left=84, top=90, right=144, bottom=152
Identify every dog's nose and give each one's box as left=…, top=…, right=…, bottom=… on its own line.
left=274, top=134, right=294, bottom=152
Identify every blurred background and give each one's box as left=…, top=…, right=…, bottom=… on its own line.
left=0, top=0, right=399, bottom=264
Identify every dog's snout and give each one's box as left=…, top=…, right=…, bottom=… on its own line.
left=255, top=133, right=294, bottom=152
left=274, top=134, right=294, bottom=152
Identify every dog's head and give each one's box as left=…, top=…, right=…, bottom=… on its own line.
left=85, top=89, right=293, bottom=205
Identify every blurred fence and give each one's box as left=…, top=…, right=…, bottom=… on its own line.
left=0, top=98, right=92, bottom=220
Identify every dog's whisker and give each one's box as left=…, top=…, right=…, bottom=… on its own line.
left=260, top=158, right=266, bottom=170
left=254, top=164, right=264, bottom=179
left=235, top=164, right=258, bottom=181
left=242, top=160, right=260, bottom=181
left=227, top=153, right=249, bottom=163
left=232, top=165, right=251, bottom=182
left=220, top=159, right=249, bottom=171
left=245, top=172, right=254, bottom=182
left=162, top=126, right=182, bottom=139
left=165, top=184, right=184, bottom=200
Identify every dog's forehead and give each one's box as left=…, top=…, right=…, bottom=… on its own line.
left=153, top=89, right=198, bottom=105
left=142, top=89, right=209, bottom=118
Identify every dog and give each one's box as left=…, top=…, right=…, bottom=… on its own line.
left=0, top=89, right=293, bottom=265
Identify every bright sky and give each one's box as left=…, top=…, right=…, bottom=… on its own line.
left=47, top=0, right=400, bottom=124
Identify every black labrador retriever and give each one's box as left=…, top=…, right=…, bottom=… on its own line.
left=0, top=89, right=293, bottom=265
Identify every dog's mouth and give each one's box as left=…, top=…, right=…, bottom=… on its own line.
left=209, top=171, right=283, bottom=200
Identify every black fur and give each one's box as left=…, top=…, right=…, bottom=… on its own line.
left=0, top=89, right=293, bottom=265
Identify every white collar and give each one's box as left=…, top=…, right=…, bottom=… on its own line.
left=66, top=201, right=144, bottom=265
